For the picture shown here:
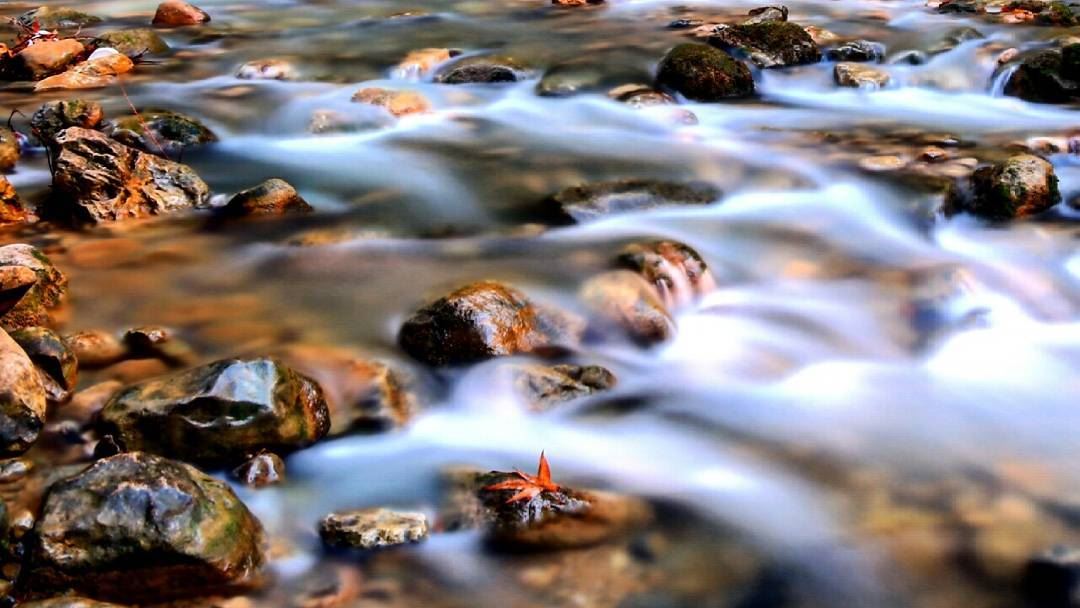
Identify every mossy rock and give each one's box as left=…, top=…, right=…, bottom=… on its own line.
left=108, top=109, right=217, bottom=157
left=94, top=29, right=170, bottom=56
left=435, top=56, right=527, bottom=84
left=1003, top=49, right=1078, bottom=103
left=18, top=7, right=103, bottom=29
left=953, top=154, right=1061, bottom=219
left=1037, top=1, right=1078, bottom=25
left=708, top=21, right=822, bottom=68
left=30, top=100, right=105, bottom=147
left=655, top=43, right=755, bottom=101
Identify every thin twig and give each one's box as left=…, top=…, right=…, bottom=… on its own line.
left=117, top=77, right=170, bottom=160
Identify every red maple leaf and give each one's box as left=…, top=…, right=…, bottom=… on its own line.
left=483, top=451, right=561, bottom=503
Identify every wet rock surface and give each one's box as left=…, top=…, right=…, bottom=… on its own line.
left=319, top=508, right=429, bottom=549
left=24, top=452, right=264, bottom=602
left=949, top=153, right=1061, bottom=219
left=93, top=29, right=170, bottom=56
left=580, top=271, right=675, bottom=345
left=9, top=327, right=78, bottom=404
left=107, top=109, right=218, bottom=157
left=512, top=363, right=616, bottom=411
left=399, top=281, right=584, bottom=366
left=0, top=177, right=28, bottom=225
left=0, top=244, right=67, bottom=332
left=655, top=43, right=755, bottom=101
left=835, top=62, right=891, bottom=88
left=50, top=127, right=210, bottom=224
left=236, top=59, right=297, bottom=81
left=152, top=1, right=211, bottom=27
left=0, top=128, right=20, bottom=173
left=218, top=178, right=313, bottom=218
left=546, top=178, right=721, bottom=222
left=232, top=450, right=286, bottom=488
left=1003, top=45, right=1080, bottom=103
left=34, top=49, right=134, bottom=92
left=615, top=240, right=715, bottom=307
left=63, top=330, right=126, bottom=369
left=436, top=57, right=524, bottom=84
left=12, top=39, right=85, bottom=80
left=352, top=87, right=431, bottom=117
left=0, top=328, right=47, bottom=456
left=707, top=21, right=822, bottom=68
left=30, top=100, right=105, bottom=148
left=98, top=357, right=331, bottom=463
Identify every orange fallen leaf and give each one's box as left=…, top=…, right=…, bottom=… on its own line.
left=484, top=451, right=561, bottom=503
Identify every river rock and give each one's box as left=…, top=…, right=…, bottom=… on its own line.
left=743, top=5, right=788, bottom=24
left=50, top=127, right=210, bottom=224
left=94, top=29, right=171, bottom=56
left=107, top=109, right=217, bottom=157
left=18, top=7, right=102, bottom=29
left=98, top=357, right=331, bottom=463
left=537, top=62, right=653, bottom=97
left=655, top=43, right=755, bottom=101
left=232, top=450, right=285, bottom=488
left=1021, top=546, right=1079, bottom=607
left=1037, top=1, right=1078, bottom=25
left=63, top=381, right=123, bottom=427
left=13, top=39, right=85, bottom=80
left=25, top=452, right=265, bottom=602
left=955, top=154, right=1062, bottom=219
left=34, top=49, right=135, bottom=92
left=152, top=0, right=211, bottom=26
left=20, top=599, right=128, bottom=608
left=1004, top=45, right=1080, bottom=103
left=351, top=87, right=431, bottom=117
left=436, top=57, right=523, bottom=84
left=607, top=84, right=676, bottom=107
left=547, top=178, right=721, bottom=222
left=580, top=271, right=675, bottom=345
left=319, top=508, right=429, bottom=549
left=834, top=62, right=890, bottom=88
left=64, top=329, right=126, bottom=369
left=122, top=325, right=196, bottom=367
left=708, top=21, right=822, bottom=68
left=217, top=178, right=313, bottom=218
left=0, top=177, right=28, bottom=225
left=615, top=240, right=715, bottom=307
left=30, top=100, right=105, bottom=147
left=512, top=363, right=616, bottom=411
left=0, top=244, right=67, bottom=331
left=398, top=281, right=584, bottom=366
left=0, top=328, right=47, bottom=456
left=10, top=327, right=78, bottom=404
left=276, top=343, right=415, bottom=433
left=0, top=127, right=19, bottom=172
left=236, top=59, right=297, bottom=80
left=393, top=48, right=458, bottom=78
left=826, top=39, right=886, bottom=62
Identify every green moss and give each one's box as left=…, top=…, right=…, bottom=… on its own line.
left=655, top=43, right=755, bottom=101
left=1038, top=1, right=1078, bottom=25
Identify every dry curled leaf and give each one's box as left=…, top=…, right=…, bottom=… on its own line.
left=483, top=451, right=561, bottom=503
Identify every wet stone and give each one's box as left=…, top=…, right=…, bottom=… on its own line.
left=0, top=128, right=20, bottom=172
left=834, top=62, right=891, bottom=88
left=655, top=43, right=755, bottom=101
left=351, top=87, right=431, bottom=117
left=94, top=29, right=171, bottom=56
left=9, top=327, right=78, bottom=405
left=63, top=330, right=126, bottom=369
left=512, top=363, right=617, bottom=411
left=50, top=127, right=210, bottom=225
left=0, top=328, right=47, bottom=457
left=153, top=0, right=211, bottom=27
left=743, top=5, right=789, bottom=25
left=63, top=381, right=123, bottom=427
left=1004, top=46, right=1080, bottom=103
left=952, top=154, right=1061, bottom=219
left=547, top=178, right=721, bottom=222
left=398, top=281, right=584, bottom=366
left=236, top=59, right=297, bottom=80
left=108, top=109, right=217, bottom=157
left=30, top=100, right=105, bottom=148
left=12, top=39, right=86, bottom=80
left=607, top=84, right=676, bottom=107
left=393, top=48, right=458, bottom=79
left=436, top=57, right=523, bottom=84
left=0, top=177, right=28, bottom=226
left=319, top=508, right=429, bottom=550
left=122, top=325, right=196, bottom=366
left=18, top=7, right=103, bottom=29
left=708, top=21, right=822, bottom=68
left=826, top=40, right=886, bottom=62
left=24, top=452, right=265, bottom=602
left=615, top=240, right=716, bottom=307
left=20, top=599, right=128, bottom=608
left=580, top=271, right=675, bottom=345
left=218, top=178, right=313, bottom=218
left=34, top=49, right=135, bottom=93
left=98, top=357, right=331, bottom=464
left=0, top=244, right=67, bottom=332
left=232, top=451, right=286, bottom=488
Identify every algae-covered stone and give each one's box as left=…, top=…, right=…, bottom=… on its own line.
left=436, top=57, right=524, bottom=84
left=10, top=327, right=78, bottom=404
left=18, top=7, right=103, bottom=29
left=0, top=244, right=68, bottom=332
left=25, top=452, right=264, bottom=602
left=152, top=0, right=211, bottom=27
left=1037, top=1, right=1078, bottom=25
left=94, top=29, right=170, bottom=57
left=98, top=357, right=331, bottom=463
left=232, top=450, right=285, bottom=488
left=547, top=178, right=721, bottom=222
left=0, top=328, right=47, bottom=456
left=30, top=100, right=105, bottom=147
left=655, top=43, right=755, bottom=101
left=1004, top=47, right=1079, bottom=103
left=962, top=154, right=1061, bottom=219
left=512, top=363, right=616, bottom=411
left=108, top=109, right=217, bottom=157
left=708, top=21, right=822, bottom=68
left=319, top=508, right=429, bottom=549
left=50, top=127, right=210, bottom=224
left=399, top=281, right=584, bottom=366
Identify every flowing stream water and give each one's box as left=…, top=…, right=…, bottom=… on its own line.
left=2, top=0, right=1079, bottom=606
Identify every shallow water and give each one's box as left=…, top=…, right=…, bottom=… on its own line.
left=2, top=0, right=1080, bottom=606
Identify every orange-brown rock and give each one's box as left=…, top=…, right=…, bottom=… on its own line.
left=35, top=50, right=134, bottom=92
left=14, top=39, right=85, bottom=80
left=217, top=179, right=313, bottom=218
left=351, top=87, right=431, bottom=117
left=393, top=48, right=456, bottom=78
left=0, top=176, right=28, bottom=225
left=615, top=240, right=715, bottom=308
left=580, top=271, right=675, bottom=345
left=152, top=0, right=211, bottom=27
